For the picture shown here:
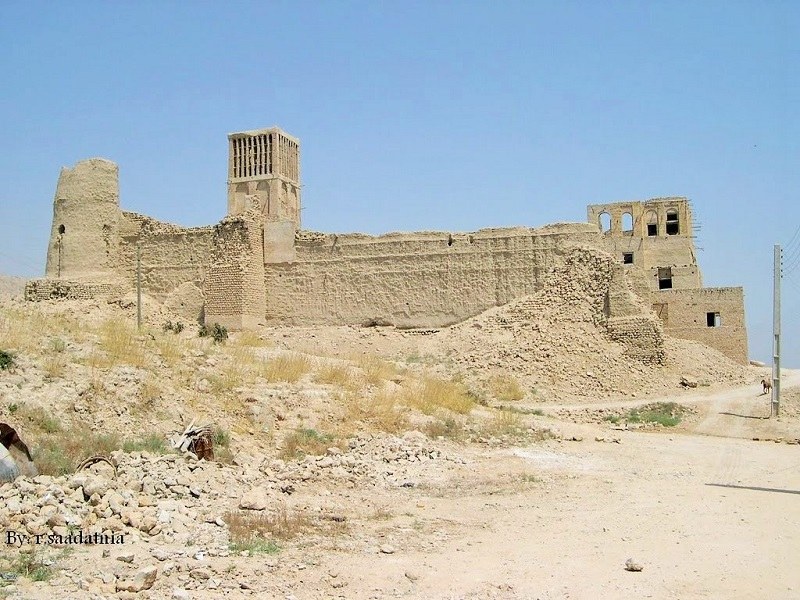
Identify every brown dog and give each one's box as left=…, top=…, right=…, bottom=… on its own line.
left=761, top=378, right=772, bottom=395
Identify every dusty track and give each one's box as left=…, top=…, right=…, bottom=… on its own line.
left=286, top=377, right=800, bottom=599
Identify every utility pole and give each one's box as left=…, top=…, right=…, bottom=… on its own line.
left=136, top=243, right=142, bottom=331
left=772, top=244, right=781, bottom=416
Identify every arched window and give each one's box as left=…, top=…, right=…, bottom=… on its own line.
left=58, top=224, right=65, bottom=235
left=599, top=212, right=611, bottom=234
left=622, top=212, right=633, bottom=235
left=646, top=211, right=658, bottom=236
left=666, top=210, right=679, bottom=235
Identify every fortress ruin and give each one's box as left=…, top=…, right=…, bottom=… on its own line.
left=25, top=126, right=749, bottom=364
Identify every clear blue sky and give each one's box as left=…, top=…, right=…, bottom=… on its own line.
left=0, top=1, right=797, bottom=366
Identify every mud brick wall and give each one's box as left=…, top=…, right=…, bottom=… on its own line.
left=116, top=212, right=215, bottom=300
left=262, top=224, right=600, bottom=327
left=651, top=287, right=748, bottom=364
left=606, top=316, right=666, bottom=364
left=203, top=213, right=265, bottom=329
left=24, top=279, right=121, bottom=301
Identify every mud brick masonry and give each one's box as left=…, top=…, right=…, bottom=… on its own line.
left=25, top=126, right=749, bottom=364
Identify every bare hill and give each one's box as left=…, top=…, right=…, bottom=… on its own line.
left=0, top=275, right=26, bottom=299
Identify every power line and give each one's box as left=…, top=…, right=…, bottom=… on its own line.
left=784, top=224, right=800, bottom=254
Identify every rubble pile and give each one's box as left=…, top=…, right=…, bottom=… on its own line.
left=0, top=452, right=230, bottom=548
left=259, top=431, right=456, bottom=491
left=443, top=248, right=748, bottom=401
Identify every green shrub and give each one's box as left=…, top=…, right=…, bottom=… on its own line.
left=213, top=427, right=230, bottom=448
left=626, top=402, right=686, bottom=427
left=199, top=323, right=227, bottom=343
left=122, top=435, right=168, bottom=454
left=163, top=321, right=185, bottom=334
left=0, top=350, right=14, bottom=371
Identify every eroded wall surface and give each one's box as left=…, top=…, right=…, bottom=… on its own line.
left=203, top=212, right=266, bottom=330
left=117, top=212, right=214, bottom=304
left=263, top=224, right=600, bottom=327
left=651, top=287, right=748, bottom=364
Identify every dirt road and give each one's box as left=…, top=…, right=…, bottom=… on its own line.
left=291, top=377, right=800, bottom=599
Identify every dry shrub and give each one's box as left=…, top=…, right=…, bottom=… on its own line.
left=96, top=319, right=146, bottom=367
left=259, top=352, right=311, bottom=383
left=343, top=390, right=409, bottom=433
left=489, top=373, right=525, bottom=402
left=234, top=330, right=267, bottom=348
left=42, top=354, right=67, bottom=379
left=356, top=355, right=398, bottom=386
left=154, top=334, right=182, bottom=366
left=407, top=376, right=474, bottom=415
left=314, top=362, right=353, bottom=387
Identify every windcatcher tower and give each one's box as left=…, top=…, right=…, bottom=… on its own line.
left=227, top=127, right=301, bottom=229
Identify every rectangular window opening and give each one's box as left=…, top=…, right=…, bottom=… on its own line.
left=658, top=267, right=673, bottom=290
left=706, top=312, right=721, bottom=327
left=666, top=222, right=679, bottom=235
left=647, top=223, right=658, bottom=236
left=623, top=252, right=634, bottom=264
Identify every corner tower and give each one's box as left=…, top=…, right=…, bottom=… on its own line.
left=44, top=158, right=121, bottom=281
left=227, top=127, right=301, bottom=229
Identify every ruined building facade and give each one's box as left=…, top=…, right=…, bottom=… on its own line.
left=25, top=127, right=749, bottom=364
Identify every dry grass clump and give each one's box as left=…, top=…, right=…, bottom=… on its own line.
left=314, top=362, right=355, bottom=387
left=356, top=355, right=399, bottom=386
left=95, top=319, right=146, bottom=368
left=13, top=404, right=61, bottom=435
left=482, top=410, right=526, bottom=437
left=225, top=505, right=347, bottom=554
left=42, top=354, right=67, bottom=380
left=32, top=429, right=121, bottom=476
left=280, top=428, right=341, bottom=459
left=211, top=347, right=256, bottom=393
left=343, top=389, right=409, bottom=434
left=407, top=376, right=475, bottom=415
left=423, top=416, right=464, bottom=440
left=258, top=352, right=312, bottom=383
left=0, top=306, right=85, bottom=354
left=138, top=376, right=163, bottom=407
left=234, top=330, right=268, bottom=348
left=488, top=373, right=525, bottom=402
left=226, top=505, right=312, bottom=542
left=153, top=334, right=182, bottom=367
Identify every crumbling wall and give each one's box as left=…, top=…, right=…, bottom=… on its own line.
left=203, top=211, right=266, bottom=330
left=651, top=287, right=748, bottom=364
left=449, top=246, right=666, bottom=367
left=263, top=224, right=600, bottom=327
left=117, top=212, right=214, bottom=299
left=24, top=280, right=123, bottom=301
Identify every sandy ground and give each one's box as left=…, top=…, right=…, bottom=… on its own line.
left=2, top=295, right=798, bottom=599
left=280, top=374, right=800, bottom=600
left=5, top=378, right=799, bottom=600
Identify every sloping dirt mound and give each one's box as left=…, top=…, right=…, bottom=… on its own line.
left=442, top=248, right=748, bottom=402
